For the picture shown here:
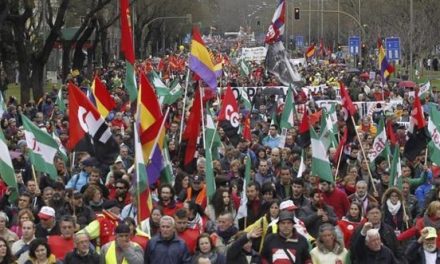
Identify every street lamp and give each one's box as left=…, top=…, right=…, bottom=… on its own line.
left=140, top=14, right=192, bottom=57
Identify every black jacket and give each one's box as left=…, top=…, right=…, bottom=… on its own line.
left=226, top=233, right=261, bottom=264
left=405, top=240, right=440, bottom=264
left=350, top=222, right=405, bottom=264
left=64, top=249, right=100, bottom=264
left=351, top=229, right=399, bottom=264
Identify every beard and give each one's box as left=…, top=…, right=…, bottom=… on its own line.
left=423, top=243, right=437, bottom=253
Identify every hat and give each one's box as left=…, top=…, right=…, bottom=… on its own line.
left=115, top=223, right=131, bottom=234
left=103, top=199, right=118, bottom=210
left=280, top=200, right=298, bottom=211
left=38, top=206, right=55, bottom=220
left=191, top=175, right=204, bottom=183
left=278, top=211, right=294, bottom=222
left=82, top=157, right=98, bottom=167
left=423, top=227, right=438, bottom=239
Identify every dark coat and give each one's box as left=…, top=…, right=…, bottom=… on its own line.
left=405, top=240, right=440, bottom=264
left=226, top=233, right=261, bottom=264
left=64, top=249, right=100, bottom=264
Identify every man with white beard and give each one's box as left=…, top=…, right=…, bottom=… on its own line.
left=406, top=227, right=440, bottom=264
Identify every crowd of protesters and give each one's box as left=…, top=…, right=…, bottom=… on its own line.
left=0, top=41, right=439, bottom=264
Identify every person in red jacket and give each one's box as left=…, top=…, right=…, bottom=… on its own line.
left=337, top=201, right=366, bottom=247
left=398, top=200, right=440, bottom=248
left=174, top=208, right=199, bottom=254
left=155, top=183, right=183, bottom=217
left=320, top=180, right=350, bottom=219
left=47, top=215, right=76, bottom=260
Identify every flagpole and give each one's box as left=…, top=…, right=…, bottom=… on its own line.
left=200, top=85, right=206, bottom=150
left=179, top=68, right=190, bottom=144
left=351, top=116, right=377, bottom=193
left=147, top=107, right=171, bottom=162
left=334, top=145, right=344, bottom=182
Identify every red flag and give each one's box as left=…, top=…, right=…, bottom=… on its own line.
left=119, top=0, right=135, bottom=64
left=182, top=88, right=202, bottom=165
left=297, top=109, right=311, bottom=148
left=67, top=83, right=119, bottom=164
left=306, top=44, right=316, bottom=58
left=333, top=127, right=348, bottom=165
left=243, top=114, right=252, bottom=142
left=218, top=85, right=240, bottom=128
left=386, top=120, right=398, bottom=146
left=339, top=81, right=357, bottom=117
left=410, top=91, right=426, bottom=131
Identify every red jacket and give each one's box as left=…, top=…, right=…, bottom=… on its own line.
left=178, top=228, right=199, bottom=254
left=323, top=188, right=350, bottom=219
left=48, top=235, right=75, bottom=260
left=398, top=216, right=440, bottom=248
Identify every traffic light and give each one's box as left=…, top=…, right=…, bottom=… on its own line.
left=294, top=8, right=300, bottom=20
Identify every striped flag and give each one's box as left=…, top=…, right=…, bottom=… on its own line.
left=311, top=127, right=333, bottom=183
left=237, top=154, right=251, bottom=219
left=55, top=89, right=66, bottom=112
left=91, top=75, right=116, bottom=118
left=21, top=114, right=58, bottom=180
left=280, top=85, right=295, bottom=130
left=134, top=121, right=153, bottom=222
left=189, top=27, right=218, bottom=90
left=320, top=108, right=338, bottom=150
left=389, top=145, right=402, bottom=189
left=0, top=129, right=18, bottom=202
left=378, top=38, right=395, bottom=84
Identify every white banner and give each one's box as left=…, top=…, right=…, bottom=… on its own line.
left=240, top=47, right=267, bottom=62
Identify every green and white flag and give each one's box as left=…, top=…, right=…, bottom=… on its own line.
left=160, top=136, right=173, bottom=185
left=319, top=108, right=338, bottom=150
left=428, top=105, right=440, bottom=165
left=55, top=88, right=66, bottom=112
left=148, top=70, right=169, bottom=96
left=21, top=114, right=58, bottom=180
left=367, top=118, right=387, bottom=163
left=419, top=81, right=431, bottom=97
left=311, top=127, right=333, bottom=183
left=52, top=131, right=68, bottom=162
left=296, top=150, right=306, bottom=178
left=163, top=79, right=183, bottom=105
left=125, top=61, right=138, bottom=102
left=239, top=87, right=252, bottom=110
left=237, top=154, right=251, bottom=219
left=239, top=59, right=251, bottom=77
left=389, top=145, right=402, bottom=189
left=0, top=92, right=7, bottom=117
left=280, top=85, right=295, bottom=130
left=206, top=105, right=222, bottom=160
left=204, top=141, right=216, bottom=201
left=0, top=129, right=18, bottom=202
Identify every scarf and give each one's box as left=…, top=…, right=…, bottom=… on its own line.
left=424, top=215, right=440, bottom=230
left=217, top=225, right=238, bottom=243
left=188, top=213, right=202, bottom=230
left=386, top=199, right=401, bottom=216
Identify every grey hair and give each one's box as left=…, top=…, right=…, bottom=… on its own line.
left=0, top=211, right=9, bottom=223
left=160, top=215, right=175, bottom=226
left=365, top=228, right=380, bottom=243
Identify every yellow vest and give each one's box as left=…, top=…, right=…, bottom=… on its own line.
left=105, top=241, right=128, bottom=264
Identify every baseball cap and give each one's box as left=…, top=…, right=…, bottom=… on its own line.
left=424, top=227, right=438, bottom=239
left=38, top=206, right=55, bottom=220
left=278, top=211, right=294, bottom=223
left=82, top=157, right=98, bottom=167
left=280, top=200, right=298, bottom=211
